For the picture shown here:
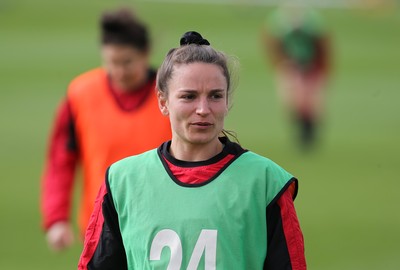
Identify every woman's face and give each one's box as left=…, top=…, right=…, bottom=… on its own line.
left=102, top=44, right=149, bottom=91
left=159, top=62, right=228, bottom=147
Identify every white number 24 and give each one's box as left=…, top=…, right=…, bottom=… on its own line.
left=150, top=229, right=218, bottom=270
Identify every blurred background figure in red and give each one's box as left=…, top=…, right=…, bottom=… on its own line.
left=262, top=4, right=331, bottom=150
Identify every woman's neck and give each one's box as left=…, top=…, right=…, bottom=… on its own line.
left=169, top=138, right=223, bottom=162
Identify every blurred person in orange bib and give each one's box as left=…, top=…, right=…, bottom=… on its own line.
left=41, top=7, right=171, bottom=251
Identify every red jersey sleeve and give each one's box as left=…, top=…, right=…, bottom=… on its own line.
left=78, top=170, right=127, bottom=270
left=265, top=181, right=306, bottom=270
left=41, top=98, right=79, bottom=230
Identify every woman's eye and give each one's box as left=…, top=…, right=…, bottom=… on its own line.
left=181, top=94, right=195, bottom=100
left=211, top=93, right=223, bottom=99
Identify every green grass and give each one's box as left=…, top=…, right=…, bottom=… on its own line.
left=0, top=1, right=399, bottom=269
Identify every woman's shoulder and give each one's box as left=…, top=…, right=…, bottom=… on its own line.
left=110, top=148, right=159, bottom=171
left=67, top=68, right=107, bottom=97
left=240, top=151, right=292, bottom=175
left=240, top=150, right=276, bottom=165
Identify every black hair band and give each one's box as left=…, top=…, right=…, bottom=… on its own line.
left=180, top=31, right=210, bottom=46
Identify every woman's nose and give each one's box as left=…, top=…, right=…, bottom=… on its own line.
left=196, top=98, right=210, bottom=115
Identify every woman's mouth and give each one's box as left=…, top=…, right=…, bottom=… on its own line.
left=191, top=122, right=212, bottom=127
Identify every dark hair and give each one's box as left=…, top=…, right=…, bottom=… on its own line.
left=100, top=8, right=149, bottom=52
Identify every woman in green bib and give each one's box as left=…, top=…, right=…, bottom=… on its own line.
left=78, top=31, right=306, bottom=270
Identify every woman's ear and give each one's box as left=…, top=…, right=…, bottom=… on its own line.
left=157, top=91, right=169, bottom=116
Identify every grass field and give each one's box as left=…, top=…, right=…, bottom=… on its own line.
left=0, top=0, right=399, bottom=269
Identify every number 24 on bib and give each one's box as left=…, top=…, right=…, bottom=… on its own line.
left=150, top=229, right=218, bottom=270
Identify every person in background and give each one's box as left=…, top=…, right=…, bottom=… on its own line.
left=41, top=7, right=171, bottom=251
left=262, top=5, right=331, bottom=150
left=78, top=31, right=306, bottom=269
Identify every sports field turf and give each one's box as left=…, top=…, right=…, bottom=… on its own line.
left=0, top=0, right=399, bottom=269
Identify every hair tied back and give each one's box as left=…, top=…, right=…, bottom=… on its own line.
left=180, top=31, right=210, bottom=46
